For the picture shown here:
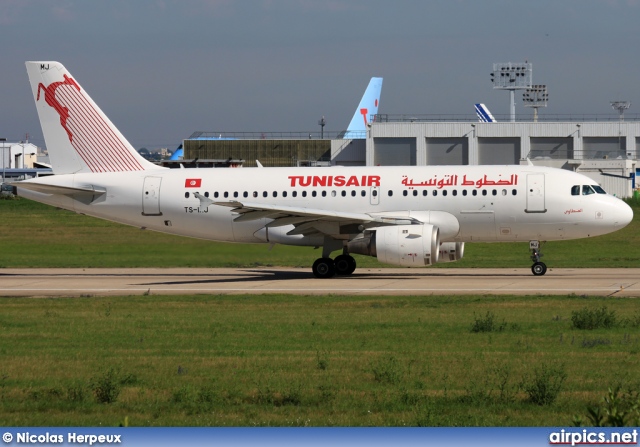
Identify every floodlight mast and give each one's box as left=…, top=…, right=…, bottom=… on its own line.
left=523, top=85, right=548, bottom=123
left=490, top=62, right=533, bottom=122
left=318, top=116, right=326, bottom=139
left=610, top=101, right=630, bottom=121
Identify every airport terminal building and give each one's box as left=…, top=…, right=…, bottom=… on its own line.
left=184, top=117, right=638, bottom=197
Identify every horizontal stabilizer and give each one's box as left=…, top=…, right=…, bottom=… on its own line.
left=12, top=181, right=106, bottom=205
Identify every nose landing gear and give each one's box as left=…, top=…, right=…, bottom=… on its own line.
left=530, top=240, right=547, bottom=276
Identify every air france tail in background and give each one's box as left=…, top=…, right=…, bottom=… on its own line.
left=475, top=103, right=496, bottom=123
left=343, top=77, right=383, bottom=138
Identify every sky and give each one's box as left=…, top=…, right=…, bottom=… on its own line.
left=2, top=0, right=640, bottom=151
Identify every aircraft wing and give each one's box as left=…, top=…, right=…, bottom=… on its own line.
left=197, top=194, right=417, bottom=237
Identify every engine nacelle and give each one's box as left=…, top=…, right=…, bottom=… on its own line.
left=437, top=242, right=465, bottom=263
left=349, top=224, right=440, bottom=267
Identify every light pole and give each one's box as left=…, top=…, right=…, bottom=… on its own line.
left=490, top=62, right=533, bottom=122
left=610, top=101, right=630, bottom=121
left=318, top=116, right=326, bottom=139
left=523, top=85, right=548, bottom=122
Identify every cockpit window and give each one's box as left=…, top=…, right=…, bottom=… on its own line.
left=592, top=185, right=607, bottom=194
left=582, top=185, right=595, bottom=195
left=571, top=185, right=580, bottom=196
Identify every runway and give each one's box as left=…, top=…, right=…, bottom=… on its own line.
left=1, top=268, right=639, bottom=297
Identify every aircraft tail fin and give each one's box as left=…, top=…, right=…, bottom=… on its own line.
left=25, top=61, right=158, bottom=174
left=169, top=144, right=183, bottom=160
left=475, top=103, right=496, bottom=123
left=343, top=77, right=383, bottom=138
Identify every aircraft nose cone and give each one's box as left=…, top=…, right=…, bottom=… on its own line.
left=616, top=200, right=634, bottom=228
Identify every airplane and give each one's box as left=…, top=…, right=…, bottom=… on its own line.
left=342, top=77, right=383, bottom=138
left=475, top=103, right=497, bottom=123
left=15, top=62, right=633, bottom=278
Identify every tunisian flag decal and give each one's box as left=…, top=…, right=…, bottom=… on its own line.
left=185, top=178, right=202, bottom=188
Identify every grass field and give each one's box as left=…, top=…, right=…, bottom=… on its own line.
left=1, top=197, right=639, bottom=427
left=0, top=197, right=639, bottom=269
left=1, top=294, right=639, bottom=426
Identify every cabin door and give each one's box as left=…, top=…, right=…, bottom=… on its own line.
left=526, top=174, right=546, bottom=213
left=142, top=176, right=163, bottom=216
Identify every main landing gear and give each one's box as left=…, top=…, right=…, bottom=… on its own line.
left=529, top=240, right=547, bottom=276
left=312, top=252, right=356, bottom=278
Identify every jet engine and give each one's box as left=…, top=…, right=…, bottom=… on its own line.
left=348, top=224, right=440, bottom=267
left=437, top=242, right=465, bottom=263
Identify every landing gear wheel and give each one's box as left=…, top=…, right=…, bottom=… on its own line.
left=531, top=262, right=547, bottom=276
left=312, top=257, right=336, bottom=278
left=334, top=254, right=357, bottom=275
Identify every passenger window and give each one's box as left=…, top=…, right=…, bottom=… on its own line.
left=273, top=191, right=277, bottom=197
left=582, top=185, right=595, bottom=195
left=472, top=190, right=478, bottom=196
left=243, top=191, right=248, bottom=198
left=331, top=191, right=336, bottom=197
left=482, top=190, right=487, bottom=196
left=413, top=190, right=418, bottom=196
left=341, top=191, right=346, bottom=197
left=224, top=192, right=229, bottom=198
left=214, top=192, right=219, bottom=198
left=492, top=189, right=497, bottom=196
left=292, top=191, right=297, bottom=198
left=322, top=191, right=327, bottom=197
left=452, top=190, right=457, bottom=196
left=253, top=191, right=258, bottom=198
left=592, top=185, right=607, bottom=194
left=502, top=189, right=507, bottom=196
left=234, top=192, right=238, bottom=198
left=204, top=192, right=209, bottom=198
left=423, top=190, right=428, bottom=196
left=302, top=191, right=307, bottom=197
left=283, top=191, right=287, bottom=198
left=512, top=189, right=517, bottom=196
left=432, top=190, right=437, bottom=196
left=403, top=190, right=408, bottom=197
left=373, top=190, right=378, bottom=197
left=312, top=191, right=317, bottom=197
left=571, top=185, right=580, bottom=196
left=185, top=192, right=190, bottom=198
left=361, top=190, right=366, bottom=197
left=388, top=190, right=393, bottom=197
left=462, top=190, right=467, bottom=196
left=442, top=190, right=448, bottom=196
left=263, top=191, right=268, bottom=198
left=351, top=190, right=356, bottom=197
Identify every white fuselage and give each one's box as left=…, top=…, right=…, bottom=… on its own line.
left=18, top=164, right=633, bottom=246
